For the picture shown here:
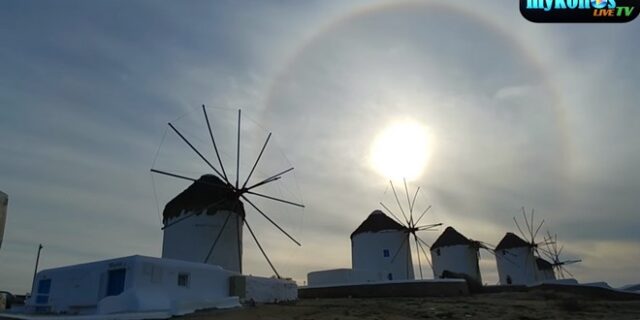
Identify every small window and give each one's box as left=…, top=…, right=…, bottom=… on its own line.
left=106, top=268, right=127, bottom=297
left=436, top=248, right=441, bottom=256
left=36, top=279, right=51, bottom=305
left=383, top=249, right=390, bottom=257
left=178, top=273, right=190, bottom=288
left=37, top=279, right=51, bottom=294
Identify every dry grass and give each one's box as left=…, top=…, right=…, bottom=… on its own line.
left=177, top=291, right=640, bottom=320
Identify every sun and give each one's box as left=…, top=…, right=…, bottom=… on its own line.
left=369, top=120, right=432, bottom=181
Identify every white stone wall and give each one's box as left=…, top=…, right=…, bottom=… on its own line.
left=431, top=244, right=481, bottom=283
left=162, top=209, right=243, bottom=273
left=306, top=268, right=384, bottom=286
left=231, top=276, right=297, bottom=303
left=351, top=230, right=414, bottom=281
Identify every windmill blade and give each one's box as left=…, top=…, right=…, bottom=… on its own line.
left=415, top=235, right=432, bottom=250
left=245, top=191, right=305, bottom=208
left=236, top=109, right=241, bottom=189
left=561, top=266, right=575, bottom=279
left=513, top=216, right=528, bottom=241
left=151, top=169, right=197, bottom=183
left=416, top=222, right=443, bottom=230
left=403, top=178, right=414, bottom=225
left=478, top=241, right=496, bottom=250
left=563, top=259, right=582, bottom=265
left=530, top=208, right=535, bottom=241
left=533, top=219, right=545, bottom=242
left=415, top=236, right=433, bottom=269
left=474, top=241, right=496, bottom=255
left=379, top=202, right=407, bottom=226
left=390, top=180, right=410, bottom=225
left=168, top=123, right=226, bottom=182
left=241, top=195, right=301, bottom=246
left=244, top=218, right=280, bottom=279
left=535, top=245, right=553, bottom=257
left=150, top=169, right=229, bottom=190
left=414, top=205, right=432, bottom=226
left=241, top=132, right=272, bottom=189
left=410, top=187, right=420, bottom=216
left=521, top=207, right=533, bottom=242
left=203, top=211, right=233, bottom=262
left=557, top=245, right=564, bottom=257
left=480, top=246, right=497, bottom=257
left=390, top=234, right=410, bottom=263
left=202, top=105, right=229, bottom=182
left=413, top=234, right=423, bottom=280
left=539, top=248, right=556, bottom=261
left=246, top=167, right=294, bottom=191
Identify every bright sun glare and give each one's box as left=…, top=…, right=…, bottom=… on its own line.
left=369, top=121, right=432, bottom=181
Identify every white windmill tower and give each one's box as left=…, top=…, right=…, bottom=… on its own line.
left=0, top=190, right=7, bottom=251
left=495, top=207, right=552, bottom=285
left=541, top=231, right=581, bottom=280
left=430, top=227, right=481, bottom=284
left=151, top=106, right=304, bottom=278
left=351, top=180, right=441, bottom=281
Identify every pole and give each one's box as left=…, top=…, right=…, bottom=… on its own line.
left=30, top=244, right=43, bottom=295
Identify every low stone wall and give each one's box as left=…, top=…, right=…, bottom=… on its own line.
left=299, top=279, right=469, bottom=299
left=230, top=276, right=297, bottom=303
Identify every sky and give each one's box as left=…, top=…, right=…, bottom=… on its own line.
left=1, top=0, right=639, bottom=293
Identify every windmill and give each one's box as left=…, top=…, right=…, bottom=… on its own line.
left=150, top=105, right=304, bottom=278
left=495, top=207, right=554, bottom=285
left=378, top=179, right=442, bottom=280
left=541, top=231, right=581, bottom=279
left=430, top=227, right=485, bottom=285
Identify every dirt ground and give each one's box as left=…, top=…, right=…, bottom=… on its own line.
left=177, top=291, right=640, bottom=320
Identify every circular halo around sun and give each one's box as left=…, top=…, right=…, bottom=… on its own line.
left=369, top=120, right=432, bottom=181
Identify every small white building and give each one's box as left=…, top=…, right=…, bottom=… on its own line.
left=430, top=227, right=481, bottom=284
left=351, top=210, right=414, bottom=281
left=495, top=232, right=538, bottom=285
left=19, top=175, right=299, bottom=318
left=162, top=174, right=244, bottom=273
left=26, top=255, right=240, bottom=316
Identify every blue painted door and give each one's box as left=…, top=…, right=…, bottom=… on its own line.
left=106, top=268, right=126, bottom=296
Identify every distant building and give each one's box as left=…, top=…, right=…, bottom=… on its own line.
left=430, top=227, right=481, bottom=284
